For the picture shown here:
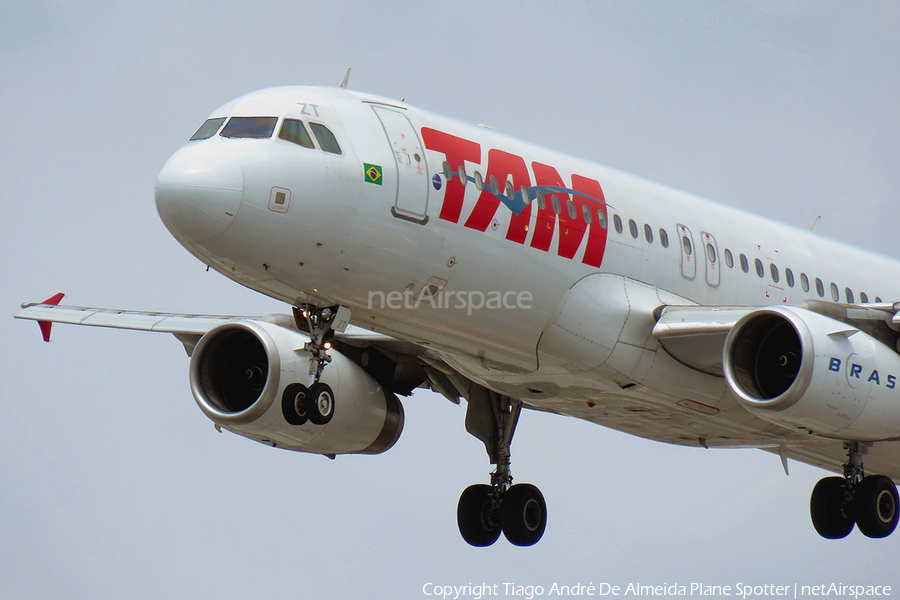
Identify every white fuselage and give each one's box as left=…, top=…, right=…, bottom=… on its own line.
left=155, top=86, right=900, bottom=450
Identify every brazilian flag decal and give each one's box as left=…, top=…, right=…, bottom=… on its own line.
left=364, top=163, right=383, bottom=185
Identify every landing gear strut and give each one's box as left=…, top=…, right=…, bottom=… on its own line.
left=293, top=304, right=338, bottom=386
left=810, top=441, right=899, bottom=539
left=280, top=304, right=349, bottom=427
left=457, top=390, right=547, bottom=547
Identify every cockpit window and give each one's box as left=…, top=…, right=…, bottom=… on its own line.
left=189, top=117, right=226, bottom=141
left=308, top=122, right=342, bottom=155
left=279, top=119, right=315, bottom=148
left=220, top=116, right=278, bottom=139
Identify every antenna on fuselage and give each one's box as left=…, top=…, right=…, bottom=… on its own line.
left=339, top=68, right=351, bottom=89
left=810, top=215, right=821, bottom=233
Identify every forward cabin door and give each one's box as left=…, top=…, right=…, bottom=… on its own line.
left=371, top=105, right=430, bottom=224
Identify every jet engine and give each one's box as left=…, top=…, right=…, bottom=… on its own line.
left=189, top=320, right=404, bottom=455
left=723, top=306, right=900, bottom=440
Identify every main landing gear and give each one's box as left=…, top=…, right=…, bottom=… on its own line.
left=457, top=390, right=547, bottom=547
left=810, top=441, right=899, bottom=539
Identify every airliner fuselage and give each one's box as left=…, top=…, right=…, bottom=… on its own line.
left=21, top=85, right=900, bottom=545
left=156, top=86, right=900, bottom=445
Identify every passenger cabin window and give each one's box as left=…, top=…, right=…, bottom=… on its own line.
left=190, top=117, right=226, bottom=140
left=754, top=258, right=764, bottom=278
left=785, top=268, right=795, bottom=287
left=597, top=210, right=608, bottom=229
left=739, top=254, right=749, bottom=273
left=815, top=278, right=825, bottom=297
left=613, top=214, right=623, bottom=234
left=490, top=176, right=500, bottom=196
left=308, top=122, right=342, bottom=155
left=724, top=249, right=733, bottom=268
left=770, top=264, right=779, bottom=283
left=682, top=235, right=692, bottom=256
left=706, top=243, right=716, bottom=263
left=659, top=228, right=668, bottom=248
left=629, top=219, right=638, bottom=239
left=220, top=116, right=278, bottom=138
left=551, top=194, right=561, bottom=215
left=567, top=200, right=577, bottom=219
left=485, top=176, right=497, bottom=196
left=846, top=288, right=855, bottom=303
left=644, top=224, right=653, bottom=243
left=830, top=282, right=839, bottom=302
left=861, top=292, right=869, bottom=303
left=279, top=119, right=314, bottom=148
left=582, top=204, right=592, bottom=224
left=801, top=273, right=810, bottom=292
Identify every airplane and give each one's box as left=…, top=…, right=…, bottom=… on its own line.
left=16, top=78, right=900, bottom=547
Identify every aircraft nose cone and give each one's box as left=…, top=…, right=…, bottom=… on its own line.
left=155, top=147, right=244, bottom=244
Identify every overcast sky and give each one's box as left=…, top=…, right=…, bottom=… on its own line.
left=4, top=1, right=900, bottom=598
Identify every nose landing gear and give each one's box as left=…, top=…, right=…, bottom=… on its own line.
left=810, top=442, right=899, bottom=539
left=277, top=304, right=349, bottom=427
left=457, top=390, right=547, bottom=547
left=292, top=304, right=351, bottom=386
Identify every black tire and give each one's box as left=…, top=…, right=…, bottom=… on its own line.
left=810, top=476, right=854, bottom=539
left=457, top=484, right=501, bottom=547
left=501, top=483, right=547, bottom=547
left=855, top=475, right=899, bottom=539
left=307, top=383, right=335, bottom=425
left=280, top=383, right=309, bottom=426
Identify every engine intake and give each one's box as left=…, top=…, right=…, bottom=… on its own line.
left=192, top=324, right=275, bottom=421
left=724, top=306, right=900, bottom=440
left=726, top=310, right=810, bottom=407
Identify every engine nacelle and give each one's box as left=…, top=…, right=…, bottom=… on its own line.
left=723, top=306, right=900, bottom=440
left=189, top=320, right=404, bottom=455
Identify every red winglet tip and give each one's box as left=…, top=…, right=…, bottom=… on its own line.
left=39, top=321, right=53, bottom=343
left=38, top=293, right=65, bottom=342
left=43, top=292, right=65, bottom=306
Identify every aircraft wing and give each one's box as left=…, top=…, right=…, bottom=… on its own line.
left=16, top=296, right=449, bottom=397
left=19, top=296, right=900, bottom=480
left=15, top=297, right=414, bottom=358
left=652, top=300, right=900, bottom=378
left=16, top=299, right=269, bottom=354
left=651, top=305, right=752, bottom=376
left=15, top=300, right=251, bottom=334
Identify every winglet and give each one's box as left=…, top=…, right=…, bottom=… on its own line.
left=37, top=292, right=65, bottom=342
left=339, top=67, right=351, bottom=89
